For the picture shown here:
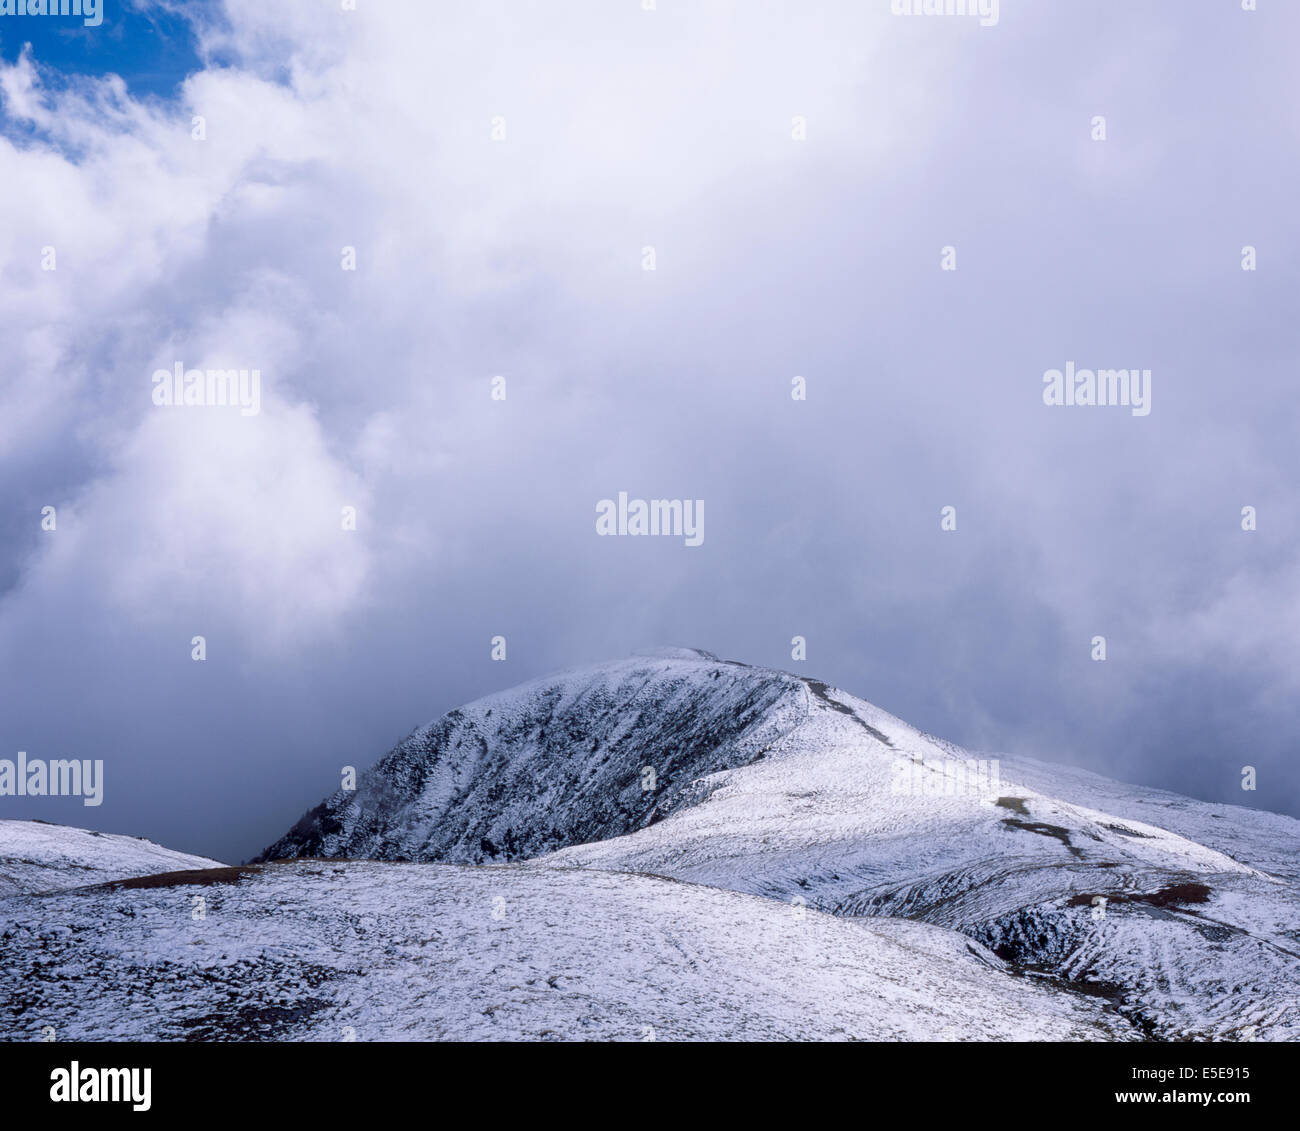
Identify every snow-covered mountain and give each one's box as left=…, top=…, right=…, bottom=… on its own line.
left=3, top=650, right=1297, bottom=1041
left=0, top=819, right=223, bottom=898
left=259, top=649, right=1300, bottom=1041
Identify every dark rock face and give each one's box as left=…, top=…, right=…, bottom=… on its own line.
left=256, top=652, right=807, bottom=864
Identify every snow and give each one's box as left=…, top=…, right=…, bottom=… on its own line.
left=0, top=820, right=223, bottom=898
left=0, top=859, right=1126, bottom=1042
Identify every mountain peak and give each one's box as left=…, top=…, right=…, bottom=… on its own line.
left=630, top=646, right=722, bottom=661
left=257, top=652, right=810, bottom=864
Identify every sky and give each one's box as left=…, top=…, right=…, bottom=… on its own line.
left=1, top=0, right=1297, bottom=866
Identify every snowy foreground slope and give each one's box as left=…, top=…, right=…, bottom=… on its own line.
left=0, top=820, right=221, bottom=898
left=0, top=860, right=1126, bottom=1041
left=261, top=649, right=1300, bottom=1041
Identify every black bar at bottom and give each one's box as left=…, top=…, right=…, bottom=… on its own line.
left=0, top=1039, right=1285, bottom=1117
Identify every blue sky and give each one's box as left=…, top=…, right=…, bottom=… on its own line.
left=1, top=0, right=1297, bottom=864
left=0, top=0, right=208, bottom=99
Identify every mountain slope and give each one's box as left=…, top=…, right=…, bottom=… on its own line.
left=0, top=819, right=223, bottom=898
left=548, top=678, right=1300, bottom=1041
left=0, top=858, right=1128, bottom=1042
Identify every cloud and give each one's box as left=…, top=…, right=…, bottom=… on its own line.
left=1, top=0, right=1298, bottom=861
